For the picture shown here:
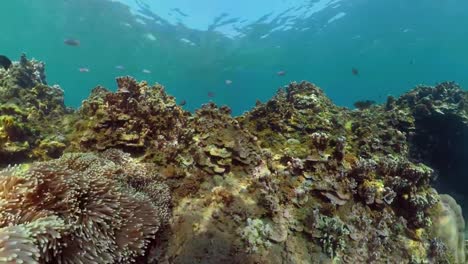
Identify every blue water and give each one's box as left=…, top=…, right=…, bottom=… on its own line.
left=2, top=0, right=468, bottom=115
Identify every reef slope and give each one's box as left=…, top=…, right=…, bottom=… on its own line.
left=1, top=55, right=467, bottom=263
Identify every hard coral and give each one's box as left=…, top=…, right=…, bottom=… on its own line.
left=70, top=76, right=190, bottom=164
left=312, top=211, right=350, bottom=259
left=0, top=55, right=71, bottom=165
left=189, top=103, right=261, bottom=175
left=240, top=218, right=273, bottom=253
left=0, top=53, right=46, bottom=89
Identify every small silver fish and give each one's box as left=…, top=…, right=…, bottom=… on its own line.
left=225, top=79, right=232, bottom=85
left=142, top=69, right=151, bottom=74
left=79, top=67, right=89, bottom=72
left=277, top=70, right=286, bottom=76
left=115, top=65, right=125, bottom=70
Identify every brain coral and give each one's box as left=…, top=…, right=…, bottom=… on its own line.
left=0, top=152, right=168, bottom=263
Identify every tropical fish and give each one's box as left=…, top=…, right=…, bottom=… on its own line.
left=208, top=91, right=215, bottom=98
left=179, top=100, right=187, bottom=106
left=352, top=67, right=359, bottom=76
left=142, top=69, right=151, bottom=74
left=353, top=100, right=375, bottom=110
left=0, top=55, right=12, bottom=70
left=78, top=67, right=89, bottom=72
left=115, top=65, right=125, bottom=70
left=277, top=70, right=286, bottom=76
left=118, top=86, right=130, bottom=93
left=64, top=38, right=80, bottom=46
left=225, top=79, right=232, bottom=85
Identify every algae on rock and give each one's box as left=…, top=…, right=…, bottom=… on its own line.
left=0, top=55, right=72, bottom=165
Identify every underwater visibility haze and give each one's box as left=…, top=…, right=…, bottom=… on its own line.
left=2, top=0, right=468, bottom=113
left=0, top=0, right=468, bottom=263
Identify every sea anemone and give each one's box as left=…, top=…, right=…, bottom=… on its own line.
left=0, top=152, right=167, bottom=263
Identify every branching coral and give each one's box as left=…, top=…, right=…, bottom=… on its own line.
left=240, top=218, right=272, bottom=253
left=0, top=152, right=168, bottom=263
left=312, top=211, right=350, bottom=259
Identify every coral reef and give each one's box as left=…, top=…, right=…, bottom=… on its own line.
left=0, top=54, right=72, bottom=165
left=395, top=82, right=468, bottom=223
left=1, top=55, right=468, bottom=263
left=68, top=76, right=190, bottom=165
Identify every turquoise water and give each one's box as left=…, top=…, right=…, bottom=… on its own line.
left=2, top=0, right=468, bottom=115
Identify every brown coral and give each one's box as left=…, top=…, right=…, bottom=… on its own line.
left=69, top=76, right=191, bottom=165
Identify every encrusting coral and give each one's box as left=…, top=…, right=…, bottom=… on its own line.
left=1, top=55, right=468, bottom=263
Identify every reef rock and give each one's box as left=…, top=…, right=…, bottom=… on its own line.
left=69, top=76, right=190, bottom=165
left=0, top=54, right=72, bottom=165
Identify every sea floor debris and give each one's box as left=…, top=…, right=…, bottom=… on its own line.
left=1, top=54, right=468, bottom=263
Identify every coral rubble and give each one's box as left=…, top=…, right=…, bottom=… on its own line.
left=1, top=55, right=468, bottom=263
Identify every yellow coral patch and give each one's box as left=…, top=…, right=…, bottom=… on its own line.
left=405, top=238, right=427, bottom=261
left=345, top=121, right=353, bottom=132
left=363, top=179, right=385, bottom=192
left=414, top=228, right=425, bottom=240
